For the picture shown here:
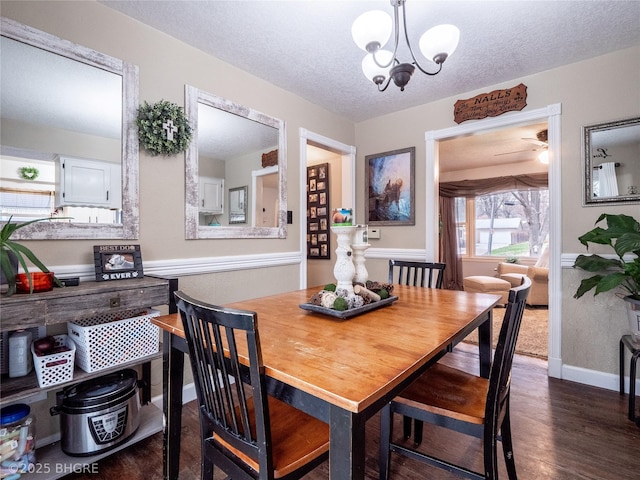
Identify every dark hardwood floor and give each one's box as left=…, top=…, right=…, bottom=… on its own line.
left=69, top=344, right=640, bottom=479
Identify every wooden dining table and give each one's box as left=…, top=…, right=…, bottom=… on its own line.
left=152, top=284, right=500, bottom=480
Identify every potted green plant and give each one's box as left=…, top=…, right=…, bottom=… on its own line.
left=573, top=213, right=640, bottom=340
left=1, top=216, right=64, bottom=296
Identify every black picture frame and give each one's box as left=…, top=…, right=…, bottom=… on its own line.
left=307, top=163, right=330, bottom=259
left=365, top=146, right=415, bottom=226
left=94, top=244, right=144, bottom=282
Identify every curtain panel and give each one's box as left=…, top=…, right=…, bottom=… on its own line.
left=439, top=172, right=548, bottom=198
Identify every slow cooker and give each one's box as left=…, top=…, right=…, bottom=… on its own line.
left=50, top=369, right=140, bottom=456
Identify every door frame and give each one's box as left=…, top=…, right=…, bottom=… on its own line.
left=425, top=103, right=563, bottom=378
left=299, top=128, right=356, bottom=289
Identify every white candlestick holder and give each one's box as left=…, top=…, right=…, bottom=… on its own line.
left=330, top=225, right=356, bottom=296
left=351, top=243, right=370, bottom=284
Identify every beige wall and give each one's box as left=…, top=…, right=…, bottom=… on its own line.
left=2, top=0, right=354, bottom=300
left=2, top=1, right=640, bottom=394
left=355, top=45, right=640, bottom=377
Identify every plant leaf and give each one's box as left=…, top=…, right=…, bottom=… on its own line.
left=573, top=254, right=623, bottom=272
left=7, top=241, right=51, bottom=273
left=614, top=232, right=640, bottom=257
left=578, top=226, right=613, bottom=248
left=595, top=272, right=629, bottom=295
left=574, top=275, right=603, bottom=298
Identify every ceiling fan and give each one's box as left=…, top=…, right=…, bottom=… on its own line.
left=522, top=129, right=548, bottom=147
left=494, top=129, right=548, bottom=157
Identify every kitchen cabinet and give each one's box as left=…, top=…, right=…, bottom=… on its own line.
left=199, top=176, right=224, bottom=214
left=55, top=156, right=122, bottom=209
left=0, top=276, right=177, bottom=480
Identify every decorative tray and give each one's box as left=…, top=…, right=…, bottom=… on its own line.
left=299, top=295, right=399, bottom=319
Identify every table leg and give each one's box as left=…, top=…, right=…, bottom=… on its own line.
left=329, top=405, right=366, bottom=480
left=478, top=310, right=493, bottom=378
left=163, top=331, right=185, bottom=480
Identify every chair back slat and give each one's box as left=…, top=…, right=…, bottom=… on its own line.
left=485, top=276, right=531, bottom=427
left=174, top=290, right=273, bottom=472
left=388, top=260, right=446, bottom=289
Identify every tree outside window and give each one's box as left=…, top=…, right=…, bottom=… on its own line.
left=456, top=189, right=549, bottom=258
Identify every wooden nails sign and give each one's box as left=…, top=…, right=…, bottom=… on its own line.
left=454, top=83, right=527, bottom=124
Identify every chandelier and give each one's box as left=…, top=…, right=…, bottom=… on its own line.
left=351, top=0, right=460, bottom=92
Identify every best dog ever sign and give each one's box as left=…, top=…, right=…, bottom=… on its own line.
left=93, top=245, right=144, bottom=282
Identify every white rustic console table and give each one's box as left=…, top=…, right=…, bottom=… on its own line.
left=0, top=276, right=178, bottom=479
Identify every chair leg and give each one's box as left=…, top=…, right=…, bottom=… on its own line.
left=202, top=441, right=214, bottom=479
left=413, top=419, right=424, bottom=446
left=501, top=402, right=518, bottom=480
left=379, top=403, right=393, bottom=480
left=402, top=415, right=412, bottom=439
left=483, top=421, right=499, bottom=480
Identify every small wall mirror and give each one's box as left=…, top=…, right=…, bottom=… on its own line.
left=185, top=85, right=287, bottom=239
left=0, top=17, right=139, bottom=239
left=229, top=186, right=248, bottom=224
left=584, top=116, right=640, bottom=205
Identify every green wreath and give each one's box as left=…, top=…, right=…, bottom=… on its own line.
left=19, top=166, right=39, bottom=180
left=136, top=100, right=192, bottom=156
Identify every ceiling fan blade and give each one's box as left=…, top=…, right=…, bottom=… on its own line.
left=522, top=138, right=548, bottom=147
left=494, top=148, right=539, bottom=156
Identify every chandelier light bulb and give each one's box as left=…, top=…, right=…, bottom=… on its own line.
left=419, top=24, right=460, bottom=64
left=352, top=2, right=460, bottom=92
left=351, top=10, right=392, bottom=52
left=362, top=50, right=394, bottom=84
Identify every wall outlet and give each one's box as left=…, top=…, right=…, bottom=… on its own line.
left=368, top=228, right=381, bottom=239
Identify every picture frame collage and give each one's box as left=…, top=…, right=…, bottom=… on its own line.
left=306, top=163, right=330, bottom=259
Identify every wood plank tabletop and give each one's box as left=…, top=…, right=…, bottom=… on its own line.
left=152, top=285, right=499, bottom=413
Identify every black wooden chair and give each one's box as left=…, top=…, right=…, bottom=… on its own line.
left=388, top=259, right=446, bottom=289
left=388, top=259, right=446, bottom=440
left=174, top=291, right=329, bottom=480
left=379, top=277, right=531, bottom=480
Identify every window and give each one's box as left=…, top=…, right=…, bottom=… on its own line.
left=0, top=189, right=54, bottom=222
left=455, top=189, right=549, bottom=259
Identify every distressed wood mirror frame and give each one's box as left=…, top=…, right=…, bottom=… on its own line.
left=583, top=116, right=640, bottom=206
left=184, top=85, right=287, bottom=239
left=1, top=17, right=140, bottom=240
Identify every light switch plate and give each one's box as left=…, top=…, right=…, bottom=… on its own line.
left=368, top=228, right=381, bottom=239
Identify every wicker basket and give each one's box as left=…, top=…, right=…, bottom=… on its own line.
left=31, top=334, right=76, bottom=387
left=67, top=309, right=160, bottom=373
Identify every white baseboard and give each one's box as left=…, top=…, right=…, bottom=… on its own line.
left=562, top=364, right=640, bottom=394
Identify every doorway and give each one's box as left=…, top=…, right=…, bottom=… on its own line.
left=299, top=129, right=356, bottom=289
left=425, top=104, right=562, bottom=378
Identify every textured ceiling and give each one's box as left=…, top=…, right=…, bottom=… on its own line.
left=99, top=0, right=640, bottom=123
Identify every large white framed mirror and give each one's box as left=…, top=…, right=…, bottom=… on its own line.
left=584, top=116, right=640, bottom=206
left=184, top=85, right=287, bottom=239
left=0, top=17, right=139, bottom=239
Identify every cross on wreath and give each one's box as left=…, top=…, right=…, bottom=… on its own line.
left=162, top=119, right=178, bottom=141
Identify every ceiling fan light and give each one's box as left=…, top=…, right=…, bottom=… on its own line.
left=538, top=150, right=549, bottom=164
left=352, top=10, right=392, bottom=52
left=362, top=50, right=393, bottom=84
left=419, top=24, right=460, bottom=63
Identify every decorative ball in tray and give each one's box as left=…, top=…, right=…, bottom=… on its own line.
left=299, top=281, right=398, bottom=319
